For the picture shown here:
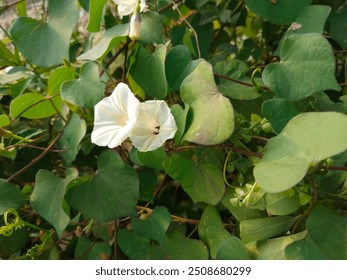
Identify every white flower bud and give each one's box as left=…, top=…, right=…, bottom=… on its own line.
left=129, top=12, right=141, bottom=41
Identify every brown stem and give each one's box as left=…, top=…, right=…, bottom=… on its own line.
left=6, top=131, right=64, bottom=182
left=291, top=175, right=318, bottom=233
left=214, top=72, right=270, bottom=91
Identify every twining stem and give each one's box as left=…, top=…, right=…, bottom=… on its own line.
left=223, top=149, right=234, bottom=188
left=6, top=131, right=64, bottom=182
left=214, top=72, right=270, bottom=91
left=291, top=175, right=318, bottom=233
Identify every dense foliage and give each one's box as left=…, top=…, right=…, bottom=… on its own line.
left=0, top=0, right=346, bottom=260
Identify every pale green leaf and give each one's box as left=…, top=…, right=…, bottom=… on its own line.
left=0, top=179, right=25, bottom=215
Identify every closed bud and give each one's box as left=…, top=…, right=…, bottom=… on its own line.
left=129, top=12, right=141, bottom=41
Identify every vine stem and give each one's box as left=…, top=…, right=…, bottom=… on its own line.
left=214, top=72, right=270, bottom=90
left=291, top=175, right=318, bottom=233
left=6, top=131, right=64, bottom=182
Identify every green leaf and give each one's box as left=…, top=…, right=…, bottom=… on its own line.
left=48, top=66, right=75, bottom=96
left=180, top=60, right=235, bottom=145
left=31, top=169, right=78, bottom=238
left=139, top=12, right=163, bottom=44
left=245, top=0, right=313, bottom=24
left=65, top=150, right=139, bottom=220
left=164, top=152, right=225, bottom=204
left=137, top=147, right=167, bottom=170
left=0, top=115, right=10, bottom=127
left=61, top=62, right=104, bottom=109
left=253, top=231, right=306, bottom=260
left=57, top=113, right=86, bottom=166
left=9, top=0, right=79, bottom=67
left=198, top=206, right=230, bottom=259
left=130, top=45, right=167, bottom=99
left=0, top=179, right=25, bottom=215
left=77, top=24, right=129, bottom=61
left=329, top=6, right=347, bottom=48
left=10, top=92, right=62, bottom=119
left=0, top=219, right=27, bottom=259
left=275, top=5, right=332, bottom=54
left=165, top=45, right=200, bottom=92
left=214, top=60, right=262, bottom=100
left=254, top=112, right=347, bottom=193
left=170, top=104, right=190, bottom=145
left=87, top=0, right=107, bottom=32
left=261, top=99, right=300, bottom=134
left=75, top=236, right=111, bottom=260
left=163, top=230, right=208, bottom=260
left=285, top=205, right=347, bottom=260
left=240, top=216, right=296, bottom=243
left=216, top=237, right=251, bottom=260
left=265, top=189, right=301, bottom=216
left=118, top=229, right=208, bottom=260
left=263, top=34, right=340, bottom=101
left=138, top=168, right=157, bottom=202
left=132, top=206, right=171, bottom=244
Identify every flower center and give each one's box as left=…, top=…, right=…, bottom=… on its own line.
left=153, top=125, right=160, bottom=135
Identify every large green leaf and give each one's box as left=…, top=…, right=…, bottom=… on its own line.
left=65, top=150, right=139, bottom=220
left=198, top=206, right=230, bottom=259
left=245, top=0, right=313, bottom=24
left=170, top=104, right=190, bottom=145
left=137, top=147, right=167, bottom=170
left=254, top=112, right=347, bottom=193
left=164, top=152, right=225, bottom=204
left=31, top=168, right=78, bottom=238
left=9, top=0, right=79, bottom=67
left=240, top=216, right=296, bottom=243
left=77, top=24, right=129, bottom=61
left=263, top=34, right=340, bottom=101
left=180, top=60, right=234, bottom=145
left=285, top=205, right=347, bottom=260
left=130, top=45, right=167, bottom=99
left=0, top=179, right=25, bottom=215
left=61, top=62, right=104, bottom=109
left=10, top=92, right=62, bottom=119
left=264, top=189, right=301, bottom=216
left=57, top=113, right=86, bottom=166
left=132, top=206, right=171, bottom=244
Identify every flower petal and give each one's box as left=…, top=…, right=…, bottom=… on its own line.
left=91, top=83, right=140, bottom=148
left=130, top=100, right=177, bottom=152
left=113, top=0, right=147, bottom=18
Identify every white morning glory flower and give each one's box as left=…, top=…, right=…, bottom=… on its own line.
left=113, top=0, right=147, bottom=18
left=91, top=83, right=140, bottom=148
left=130, top=100, right=177, bottom=152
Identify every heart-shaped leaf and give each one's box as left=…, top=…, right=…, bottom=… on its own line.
left=61, top=62, right=104, bottom=109
left=163, top=151, right=225, bottom=204
left=31, top=168, right=78, bottom=238
left=180, top=60, right=234, bottom=145
left=9, top=0, right=79, bottom=67
left=285, top=205, right=347, bottom=260
left=254, top=112, right=347, bottom=193
left=132, top=206, right=171, bottom=244
left=263, top=34, right=340, bottom=101
left=0, top=179, right=25, bottom=215
left=65, top=150, right=139, bottom=220
left=130, top=45, right=167, bottom=99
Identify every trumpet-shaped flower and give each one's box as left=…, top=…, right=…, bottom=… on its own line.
left=130, top=101, right=177, bottom=152
left=113, top=0, right=147, bottom=18
left=91, top=83, right=140, bottom=148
